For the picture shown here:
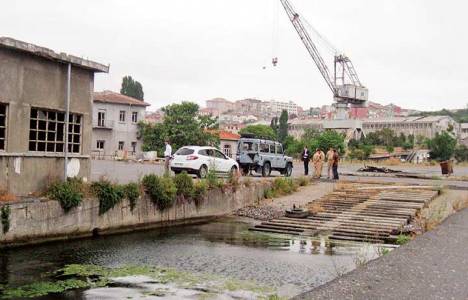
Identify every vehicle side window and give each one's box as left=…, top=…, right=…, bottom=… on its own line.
left=206, top=149, right=215, bottom=157
left=260, top=143, right=269, bottom=153
left=269, top=144, right=275, bottom=154
left=214, top=150, right=226, bottom=159
left=276, top=144, right=283, bottom=154
left=198, top=149, right=208, bottom=156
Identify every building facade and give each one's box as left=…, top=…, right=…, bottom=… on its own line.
left=219, top=131, right=240, bottom=159
left=92, top=91, right=150, bottom=159
left=362, top=116, right=459, bottom=139
left=264, top=100, right=299, bottom=116
left=0, top=37, right=108, bottom=195
left=206, top=98, right=235, bottom=114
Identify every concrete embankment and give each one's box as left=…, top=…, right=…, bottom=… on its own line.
left=0, top=182, right=269, bottom=248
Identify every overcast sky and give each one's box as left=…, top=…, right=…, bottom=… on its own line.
left=2, top=0, right=467, bottom=111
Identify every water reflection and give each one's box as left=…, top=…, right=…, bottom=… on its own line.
left=0, top=218, right=390, bottom=298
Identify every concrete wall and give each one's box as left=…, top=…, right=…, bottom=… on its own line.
left=0, top=182, right=268, bottom=248
left=92, top=102, right=145, bottom=158
left=0, top=47, right=95, bottom=195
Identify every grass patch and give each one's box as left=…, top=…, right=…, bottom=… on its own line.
left=396, top=234, right=411, bottom=245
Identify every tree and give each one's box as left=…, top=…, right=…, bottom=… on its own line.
left=427, top=131, right=457, bottom=162
left=239, top=125, right=277, bottom=140
left=278, top=110, right=289, bottom=143
left=270, top=117, right=278, bottom=136
left=309, top=130, right=346, bottom=155
left=120, top=76, right=144, bottom=100
left=162, top=102, right=218, bottom=150
left=454, top=144, right=468, bottom=162
left=138, top=102, right=219, bottom=154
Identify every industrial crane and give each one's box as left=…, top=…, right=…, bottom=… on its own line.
left=279, top=0, right=368, bottom=120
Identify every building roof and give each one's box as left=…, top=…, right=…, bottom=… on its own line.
left=94, top=91, right=151, bottom=107
left=219, top=130, right=241, bottom=141
left=0, top=37, right=109, bottom=73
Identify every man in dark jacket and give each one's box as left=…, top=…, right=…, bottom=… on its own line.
left=332, top=149, right=340, bottom=180
left=301, top=146, right=311, bottom=176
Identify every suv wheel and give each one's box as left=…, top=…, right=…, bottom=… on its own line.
left=241, top=166, right=249, bottom=176
left=262, top=162, right=271, bottom=177
left=198, top=165, right=208, bottom=179
left=284, top=163, right=293, bottom=177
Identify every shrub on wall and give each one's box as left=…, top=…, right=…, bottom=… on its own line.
left=123, top=183, right=141, bottom=212
left=192, top=180, right=208, bottom=206
left=48, top=179, right=83, bottom=213
left=174, top=172, right=194, bottom=199
left=91, top=181, right=125, bottom=215
left=142, top=174, right=177, bottom=210
left=1, top=205, right=10, bottom=234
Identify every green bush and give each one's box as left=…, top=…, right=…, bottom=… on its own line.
left=272, top=177, right=297, bottom=195
left=123, top=183, right=140, bottom=212
left=174, top=172, right=194, bottom=199
left=206, top=169, right=223, bottom=189
left=427, top=131, right=457, bottom=162
left=193, top=180, right=208, bottom=206
left=142, top=174, right=177, bottom=210
left=91, top=181, right=125, bottom=215
left=1, top=205, right=10, bottom=234
left=48, top=179, right=83, bottom=213
left=454, top=144, right=468, bottom=162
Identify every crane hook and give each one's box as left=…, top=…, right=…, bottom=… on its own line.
left=272, top=57, right=278, bottom=67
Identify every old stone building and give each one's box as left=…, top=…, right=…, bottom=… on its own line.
left=92, top=91, right=150, bottom=159
left=0, top=37, right=108, bottom=195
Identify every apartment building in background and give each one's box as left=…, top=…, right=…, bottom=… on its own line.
left=0, top=37, right=108, bottom=195
left=92, top=91, right=150, bottom=159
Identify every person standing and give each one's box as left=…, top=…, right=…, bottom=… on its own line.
left=332, top=149, right=340, bottom=180
left=312, top=149, right=321, bottom=178
left=164, top=140, right=172, bottom=175
left=301, top=146, right=311, bottom=176
left=318, top=148, right=325, bottom=178
left=326, top=147, right=335, bottom=179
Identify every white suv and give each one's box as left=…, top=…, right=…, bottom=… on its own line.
left=170, top=146, right=239, bottom=178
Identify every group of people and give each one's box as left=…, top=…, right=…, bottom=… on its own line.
left=301, top=146, right=340, bottom=180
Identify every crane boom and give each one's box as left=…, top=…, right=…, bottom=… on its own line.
left=279, top=0, right=368, bottom=109
left=279, top=0, right=337, bottom=95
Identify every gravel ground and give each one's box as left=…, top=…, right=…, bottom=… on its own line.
left=294, top=208, right=468, bottom=300
left=233, top=182, right=335, bottom=220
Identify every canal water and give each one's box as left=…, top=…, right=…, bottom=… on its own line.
left=0, top=218, right=387, bottom=299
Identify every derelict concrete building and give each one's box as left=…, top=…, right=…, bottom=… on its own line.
left=0, top=37, right=108, bottom=196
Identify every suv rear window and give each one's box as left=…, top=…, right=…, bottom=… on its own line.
left=175, top=148, right=194, bottom=155
left=241, top=142, right=257, bottom=152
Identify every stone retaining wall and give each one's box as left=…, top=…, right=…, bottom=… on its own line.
left=0, top=182, right=268, bottom=248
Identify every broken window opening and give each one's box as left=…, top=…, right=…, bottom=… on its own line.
left=29, top=107, right=82, bottom=154
left=0, top=103, right=7, bottom=151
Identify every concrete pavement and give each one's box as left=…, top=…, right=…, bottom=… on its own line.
left=294, top=208, right=468, bottom=300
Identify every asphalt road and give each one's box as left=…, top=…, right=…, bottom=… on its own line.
left=294, top=208, right=468, bottom=300
left=91, top=160, right=468, bottom=186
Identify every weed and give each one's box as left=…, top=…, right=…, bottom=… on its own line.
left=91, top=181, right=125, bottom=215
left=123, top=183, right=140, bottom=212
left=396, top=234, right=411, bottom=245
left=1, top=204, right=10, bottom=234
left=174, top=172, right=194, bottom=199
left=206, top=169, right=223, bottom=189
left=263, top=188, right=276, bottom=199
left=272, top=178, right=298, bottom=196
left=227, top=170, right=241, bottom=191
left=377, top=246, right=391, bottom=256
left=243, top=177, right=252, bottom=187
left=48, top=179, right=83, bottom=213
left=296, top=176, right=309, bottom=187
left=142, top=174, right=177, bottom=210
